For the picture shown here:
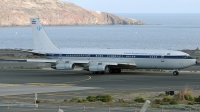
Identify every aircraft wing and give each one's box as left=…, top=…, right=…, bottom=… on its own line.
left=100, top=62, right=136, bottom=66
left=26, top=59, right=137, bottom=67
left=26, top=59, right=90, bottom=64
left=1, top=58, right=136, bottom=66
left=1, top=58, right=137, bottom=70
left=104, top=62, right=137, bottom=69
left=95, top=62, right=137, bottom=69
left=16, top=49, right=46, bottom=55
left=118, top=62, right=137, bottom=66
left=0, top=58, right=56, bottom=63
left=26, top=59, right=57, bottom=63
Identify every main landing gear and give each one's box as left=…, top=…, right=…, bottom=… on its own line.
left=92, top=68, right=121, bottom=74
left=92, top=71, right=105, bottom=74
left=109, top=68, right=121, bottom=73
left=173, top=69, right=179, bottom=76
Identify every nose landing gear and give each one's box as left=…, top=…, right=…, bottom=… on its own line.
left=173, top=69, right=179, bottom=76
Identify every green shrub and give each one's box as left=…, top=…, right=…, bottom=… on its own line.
left=150, top=104, right=159, bottom=108
left=78, top=99, right=82, bottom=103
left=134, top=97, right=145, bottom=103
left=118, top=99, right=125, bottom=103
left=77, top=99, right=87, bottom=103
left=162, top=96, right=171, bottom=102
left=184, top=94, right=189, bottom=100
left=174, top=86, right=194, bottom=101
left=82, top=99, right=87, bottom=102
left=64, top=99, right=68, bottom=102
left=86, top=95, right=96, bottom=102
left=188, top=102, right=194, bottom=105
left=158, top=93, right=165, bottom=97
left=184, top=94, right=194, bottom=101
left=70, top=98, right=79, bottom=102
left=155, top=99, right=162, bottom=104
left=161, top=102, right=170, bottom=105
left=195, top=96, right=200, bottom=102
left=169, top=99, right=179, bottom=105
left=36, top=100, right=40, bottom=104
left=96, top=95, right=113, bottom=102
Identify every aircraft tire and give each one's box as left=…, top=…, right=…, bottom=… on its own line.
left=173, top=71, right=179, bottom=76
left=92, top=71, right=98, bottom=74
left=99, top=71, right=105, bottom=74
left=109, top=68, right=121, bottom=74
left=117, top=69, right=121, bottom=73
left=109, top=68, right=114, bottom=73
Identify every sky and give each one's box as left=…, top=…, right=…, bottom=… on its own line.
left=61, top=0, right=200, bottom=13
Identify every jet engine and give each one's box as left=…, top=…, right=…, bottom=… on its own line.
left=89, top=65, right=107, bottom=71
left=55, top=63, right=75, bottom=70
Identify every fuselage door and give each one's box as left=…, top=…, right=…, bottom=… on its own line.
left=87, top=54, right=90, bottom=60
left=112, top=54, right=116, bottom=59
left=59, top=54, right=62, bottom=60
left=161, top=55, right=164, bottom=62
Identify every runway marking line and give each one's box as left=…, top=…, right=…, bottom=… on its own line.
left=0, top=84, right=22, bottom=87
left=25, top=83, right=74, bottom=86
left=3, top=96, right=21, bottom=98
left=69, top=75, right=91, bottom=83
left=82, top=75, right=91, bottom=81
left=0, top=75, right=92, bottom=87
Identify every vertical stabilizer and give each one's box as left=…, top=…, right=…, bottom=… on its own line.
left=30, top=18, right=58, bottom=50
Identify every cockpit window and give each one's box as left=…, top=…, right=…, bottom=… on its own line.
left=184, top=56, right=193, bottom=59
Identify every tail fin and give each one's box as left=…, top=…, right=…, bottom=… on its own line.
left=30, top=18, right=58, bottom=50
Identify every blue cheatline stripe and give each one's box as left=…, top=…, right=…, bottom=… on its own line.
left=45, top=53, right=192, bottom=59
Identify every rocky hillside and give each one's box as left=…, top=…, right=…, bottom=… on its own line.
left=0, top=0, right=144, bottom=26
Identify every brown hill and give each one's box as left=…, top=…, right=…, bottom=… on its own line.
left=0, top=0, right=144, bottom=26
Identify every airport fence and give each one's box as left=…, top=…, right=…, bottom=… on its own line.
left=0, top=104, right=197, bottom=112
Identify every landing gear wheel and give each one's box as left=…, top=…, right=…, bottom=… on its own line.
left=92, top=71, right=105, bottom=74
left=109, top=68, right=121, bottom=74
left=92, top=71, right=98, bottom=74
left=99, top=71, right=105, bottom=74
left=173, top=71, right=179, bottom=76
left=115, top=69, right=121, bottom=73
left=109, top=68, right=114, bottom=73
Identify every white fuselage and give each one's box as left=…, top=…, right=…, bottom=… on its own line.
left=40, top=48, right=196, bottom=69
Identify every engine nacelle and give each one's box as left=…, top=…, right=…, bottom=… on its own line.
left=89, top=65, right=107, bottom=71
left=55, top=63, right=75, bottom=70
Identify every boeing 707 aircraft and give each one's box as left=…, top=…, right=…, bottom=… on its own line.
left=26, top=18, right=196, bottom=75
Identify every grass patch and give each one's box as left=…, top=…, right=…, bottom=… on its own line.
left=134, top=97, right=145, bottom=103
left=118, top=99, right=125, bottom=103
left=161, top=102, right=170, bottom=105
left=86, top=94, right=113, bottom=102
left=195, top=96, right=200, bottom=102
left=174, top=85, right=194, bottom=101
left=70, top=98, right=79, bottom=102
left=162, top=96, right=172, bottom=102
left=169, top=99, right=179, bottom=105
left=86, top=95, right=96, bottom=102
left=158, top=93, right=165, bottom=97
left=36, top=100, right=40, bottom=104
left=154, top=99, right=162, bottom=104
left=150, top=104, right=159, bottom=108
left=77, top=99, right=87, bottom=103
left=96, top=94, right=113, bottom=102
